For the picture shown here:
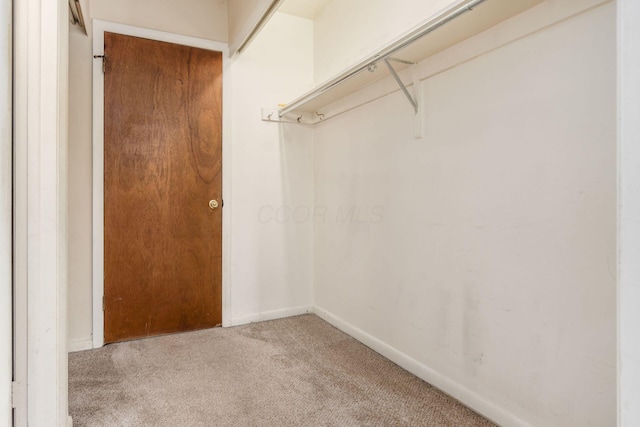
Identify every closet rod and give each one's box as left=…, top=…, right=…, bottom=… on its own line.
left=279, top=0, right=486, bottom=118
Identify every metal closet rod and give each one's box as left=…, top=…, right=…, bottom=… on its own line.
left=278, top=0, right=487, bottom=118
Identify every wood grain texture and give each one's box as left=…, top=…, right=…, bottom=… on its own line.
left=104, top=32, right=222, bottom=343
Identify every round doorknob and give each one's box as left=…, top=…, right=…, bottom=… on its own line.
left=209, top=199, right=219, bottom=210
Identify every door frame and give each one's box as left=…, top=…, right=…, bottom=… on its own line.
left=92, top=20, right=232, bottom=348
left=1, top=0, right=12, bottom=423
left=618, top=0, right=640, bottom=424
left=13, top=0, right=69, bottom=424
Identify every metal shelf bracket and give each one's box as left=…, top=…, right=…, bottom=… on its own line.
left=383, top=58, right=418, bottom=114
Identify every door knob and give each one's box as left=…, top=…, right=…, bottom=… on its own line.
left=209, top=199, right=219, bottom=210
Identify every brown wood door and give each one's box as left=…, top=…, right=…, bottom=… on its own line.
left=103, top=32, right=222, bottom=344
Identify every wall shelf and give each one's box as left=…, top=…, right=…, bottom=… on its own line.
left=267, top=0, right=544, bottom=125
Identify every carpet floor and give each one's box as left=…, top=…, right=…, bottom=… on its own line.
left=69, top=314, right=496, bottom=426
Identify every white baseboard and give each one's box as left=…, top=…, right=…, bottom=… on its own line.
left=229, top=305, right=313, bottom=326
left=312, top=305, right=533, bottom=427
left=69, top=306, right=312, bottom=350
left=67, top=338, right=93, bottom=353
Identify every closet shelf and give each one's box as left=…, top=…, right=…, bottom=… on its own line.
left=269, top=0, right=543, bottom=124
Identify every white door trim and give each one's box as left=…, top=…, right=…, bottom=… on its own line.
left=1, top=0, right=12, bottom=424
left=92, top=20, right=233, bottom=348
left=618, top=0, right=640, bottom=425
left=14, top=0, right=69, bottom=424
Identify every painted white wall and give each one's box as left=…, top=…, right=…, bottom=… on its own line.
left=618, top=0, right=640, bottom=425
left=0, top=0, right=12, bottom=424
left=227, top=0, right=275, bottom=55
left=67, top=7, right=94, bottom=351
left=313, top=2, right=616, bottom=426
left=312, top=0, right=457, bottom=83
left=228, top=12, right=314, bottom=324
left=91, top=0, right=228, bottom=43
left=228, top=0, right=262, bottom=43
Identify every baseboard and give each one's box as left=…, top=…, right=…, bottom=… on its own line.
left=69, top=307, right=312, bottom=349
left=229, top=305, right=313, bottom=326
left=67, top=338, right=93, bottom=353
left=312, top=305, right=534, bottom=427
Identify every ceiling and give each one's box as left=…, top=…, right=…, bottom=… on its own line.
left=277, top=0, right=333, bottom=20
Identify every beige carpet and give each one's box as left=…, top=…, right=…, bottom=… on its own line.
left=69, top=314, right=496, bottom=426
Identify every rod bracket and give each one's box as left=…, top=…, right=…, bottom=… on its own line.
left=261, top=108, right=311, bottom=124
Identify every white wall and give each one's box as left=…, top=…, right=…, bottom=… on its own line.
left=91, top=0, right=228, bottom=43
left=67, top=7, right=94, bottom=351
left=312, top=0, right=457, bottom=83
left=227, top=0, right=275, bottom=55
left=228, top=0, right=261, bottom=45
left=313, top=2, right=616, bottom=426
left=68, top=4, right=314, bottom=346
left=618, top=0, right=640, bottom=425
left=0, top=0, right=12, bottom=424
left=228, top=12, right=314, bottom=324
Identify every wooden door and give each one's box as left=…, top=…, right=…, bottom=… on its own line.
left=103, top=32, right=222, bottom=344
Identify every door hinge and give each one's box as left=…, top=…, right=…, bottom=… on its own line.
left=12, top=381, right=26, bottom=409
left=102, top=296, right=105, bottom=311
left=94, top=54, right=106, bottom=73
